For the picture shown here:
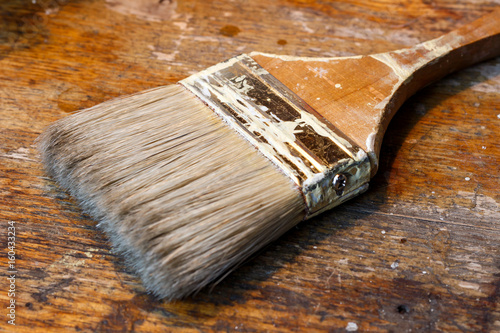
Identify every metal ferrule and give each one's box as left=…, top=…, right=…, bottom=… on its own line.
left=180, top=54, right=371, bottom=219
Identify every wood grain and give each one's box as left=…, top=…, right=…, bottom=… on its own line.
left=1, top=0, right=499, bottom=332
left=252, top=8, right=500, bottom=173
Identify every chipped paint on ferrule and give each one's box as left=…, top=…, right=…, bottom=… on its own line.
left=180, top=54, right=371, bottom=218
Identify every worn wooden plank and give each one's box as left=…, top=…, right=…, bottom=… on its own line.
left=0, top=0, right=499, bottom=332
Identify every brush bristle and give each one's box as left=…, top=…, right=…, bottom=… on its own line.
left=37, top=84, right=305, bottom=299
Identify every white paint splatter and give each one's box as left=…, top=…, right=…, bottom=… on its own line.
left=458, top=281, right=480, bottom=290
left=391, top=262, right=399, bottom=269
left=152, top=51, right=177, bottom=61
left=290, top=11, right=314, bottom=33
left=105, top=0, right=179, bottom=22
left=249, top=51, right=363, bottom=63
left=173, top=21, right=188, bottom=30
left=1, top=147, right=34, bottom=161
left=465, top=177, right=471, bottom=181
left=365, top=132, right=376, bottom=152
left=301, top=22, right=314, bottom=33
left=371, top=52, right=414, bottom=81
left=346, top=322, right=358, bottom=332
left=312, top=67, right=328, bottom=78
left=466, top=262, right=482, bottom=271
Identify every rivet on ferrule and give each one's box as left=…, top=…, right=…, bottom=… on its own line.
left=332, top=174, right=347, bottom=196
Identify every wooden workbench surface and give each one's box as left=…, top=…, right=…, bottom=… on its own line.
left=1, top=0, right=499, bottom=332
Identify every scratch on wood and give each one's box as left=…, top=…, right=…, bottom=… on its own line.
left=31, top=278, right=75, bottom=302
left=457, top=191, right=499, bottom=217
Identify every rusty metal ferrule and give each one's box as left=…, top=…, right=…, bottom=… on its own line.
left=180, top=54, right=371, bottom=219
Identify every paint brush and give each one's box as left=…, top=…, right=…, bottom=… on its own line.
left=37, top=9, right=500, bottom=299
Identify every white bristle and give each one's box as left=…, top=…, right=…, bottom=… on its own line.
left=37, top=84, right=305, bottom=299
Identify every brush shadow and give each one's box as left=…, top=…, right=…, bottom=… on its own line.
left=188, top=200, right=371, bottom=305
left=128, top=201, right=370, bottom=307
left=372, top=57, right=500, bottom=196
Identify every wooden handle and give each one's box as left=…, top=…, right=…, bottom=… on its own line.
left=251, top=9, right=500, bottom=176
left=386, top=8, right=500, bottom=97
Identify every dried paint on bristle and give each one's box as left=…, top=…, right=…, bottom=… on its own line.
left=37, top=85, right=305, bottom=299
